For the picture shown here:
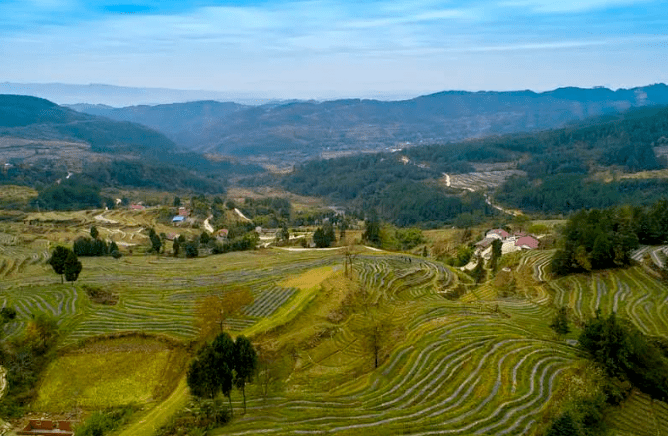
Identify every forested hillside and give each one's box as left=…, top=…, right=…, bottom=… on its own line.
left=70, top=84, right=668, bottom=161
left=0, top=95, right=261, bottom=197
left=273, top=103, right=668, bottom=222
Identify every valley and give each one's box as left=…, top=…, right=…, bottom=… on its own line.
left=1, top=201, right=668, bottom=435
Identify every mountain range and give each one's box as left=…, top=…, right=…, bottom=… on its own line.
left=67, top=84, right=668, bottom=162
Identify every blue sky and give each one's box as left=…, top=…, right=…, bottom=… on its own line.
left=0, top=0, right=666, bottom=99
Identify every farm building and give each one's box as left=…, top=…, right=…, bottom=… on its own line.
left=17, top=420, right=74, bottom=436
left=515, top=236, right=540, bottom=250
left=216, top=229, right=229, bottom=241
left=172, top=216, right=185, bottom=225
left=486, top=229, right=510, bottom=240
left=129, top=204, right=145, bottom=211
left=178, top=207, right=189, bottom=217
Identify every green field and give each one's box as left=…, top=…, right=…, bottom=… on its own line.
left=2, top=210, right=668, bottom=435
left=34, top=337, right=188, bottom=412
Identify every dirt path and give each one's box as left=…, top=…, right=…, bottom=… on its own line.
left=94, top=212, right=118, bottom=224
left=234, top=208, right=252, bottom=223
left=117, top=376, right=189, bottom=436
left=203, top=215, right=214, bottom=233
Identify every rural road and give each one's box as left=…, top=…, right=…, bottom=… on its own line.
left=94, top=212, right=118, bottom=224
left=234, top=208, right=252, bottom=222
left=203, top=215, right=214, bottom=233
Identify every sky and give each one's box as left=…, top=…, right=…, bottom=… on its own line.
left=0, top=0, right=667, bottom=99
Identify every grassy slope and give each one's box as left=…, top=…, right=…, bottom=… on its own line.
left=3, top=209, right=668, bottom=435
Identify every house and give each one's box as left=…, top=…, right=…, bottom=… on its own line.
left=216, top=229, right=229, bottom=241
left=166, top=233, right=180, bottom=241
left=130, top=204, right=145, bottom=211
left=172, top=216, right=185, bottom=225
left=486, top=229, right=510, bottom=240
left=515, top=236, right=540, bottom=250
left=475, top=238, right=495, bottom=249
left=178, top=207, right=189, bottom=217
left=17, top=420, right=74, bottom=436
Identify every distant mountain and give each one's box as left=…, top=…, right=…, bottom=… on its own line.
left=0, top=95, right=261, bottom=193
left=0, top=94, right=177, bottom=156
left=67, top=100, right=247, bottom=151
left=68, top=84, right=668, bottom=162
left=0, top=82, right=293, bottom=107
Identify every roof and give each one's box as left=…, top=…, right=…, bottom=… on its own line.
left=487, top=229, right=510, bottom=238
left=475, top=237, right=494, bottom=247
left=515, top=236, right=539, bottom=249
left=172, top=216, right=185, bottom=222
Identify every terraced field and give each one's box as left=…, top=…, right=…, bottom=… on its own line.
left=3, top=210, right=668, bottom=436
left=550, top=267, right=668, bottom=336
left=632, top=245, right=668, bottom=269
left=0, top=248, right=341, bottom=345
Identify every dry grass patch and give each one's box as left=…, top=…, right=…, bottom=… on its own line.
left=278, top=265, right=337, bottom=290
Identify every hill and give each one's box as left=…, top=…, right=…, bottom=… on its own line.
left=268, top=103, right=668, bottom=223
left=69, top=84, right=668, bottom=162
left=0, top=94, right=177, bottom=156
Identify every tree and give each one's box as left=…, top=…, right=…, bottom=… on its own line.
left=25, top=313, right=59, bottom=354
left=362, top=217, right=381, bottom=246
left=221, top=289, right=253, bottom=330
left=49, top=246, right=70, bottom=283
left=173, top=196, right=181, bottom=207
left=323, top=222, right=336, bottom=246
left=489, top=239, right=502, bottom=271
left=343, top=245, right=359, bottom=279
left=212, top=332, right=236, bottom=416
left=148, top=228, right=162, bottom=254
left=173, top=238, right=180, bottom=257
left=549, top=306, right=571, bottom=336
left=277, top=224, right=289, bottom=243
left=64, top=250, right=82, bottom=286
left=187, top=346, right=221, bottom=399
left=313, top=227, right=331, bottom=248
left=471, top=257, right=486, bottom=284
left=545, top=413, right=581, bottom=436
left=234, top=335, right=258, bottom=413
left=185, top=241, right=199, bottom=258
left=90, top=225, right=99, bottom=240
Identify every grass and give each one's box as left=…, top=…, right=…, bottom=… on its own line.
left=33, top=338, right=187, bottom=412
left=278, top=265, right=337, bottom=290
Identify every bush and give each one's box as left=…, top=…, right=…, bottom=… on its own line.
left=74, top=407, right=136, bottom=436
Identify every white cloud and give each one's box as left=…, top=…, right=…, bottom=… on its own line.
left=500, top=0, right=657, bottom=13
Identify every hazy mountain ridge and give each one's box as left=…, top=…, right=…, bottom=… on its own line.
left=68, top=84, right=668, bottom=161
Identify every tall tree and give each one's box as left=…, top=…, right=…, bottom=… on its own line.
left=48, top=246, right=70, bottom=283
left=64, top=250, right=82, bottom=286
left=148, top=228, right=162, bottom=254
left=90, top=225, right=99, bottom=240
left=549, top=306, right=571, bottom=336
left=212, top=332, right=236, bottom=416
left=363, top=217, right=381, bottom=246
left=234, top=335, right=258, bottom=413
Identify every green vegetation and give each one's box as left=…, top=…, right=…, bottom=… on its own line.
left=580, top=312, right=668, bottom=401
left=73, top=406, right=136, bottom=436
left=34, top=337, right=186, bottom=411
left=187, top=332, right=257, bottom=415
left=0, top=313, right=59, bottom=417
left=552, top=199, right=668, bottom=275
left=37, top=179, right=112, bottom=211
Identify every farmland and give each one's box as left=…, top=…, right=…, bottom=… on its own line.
left=1, top=209, right=668, bottom=435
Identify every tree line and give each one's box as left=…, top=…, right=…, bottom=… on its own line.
left=552, top=199, right=668, bottom=275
